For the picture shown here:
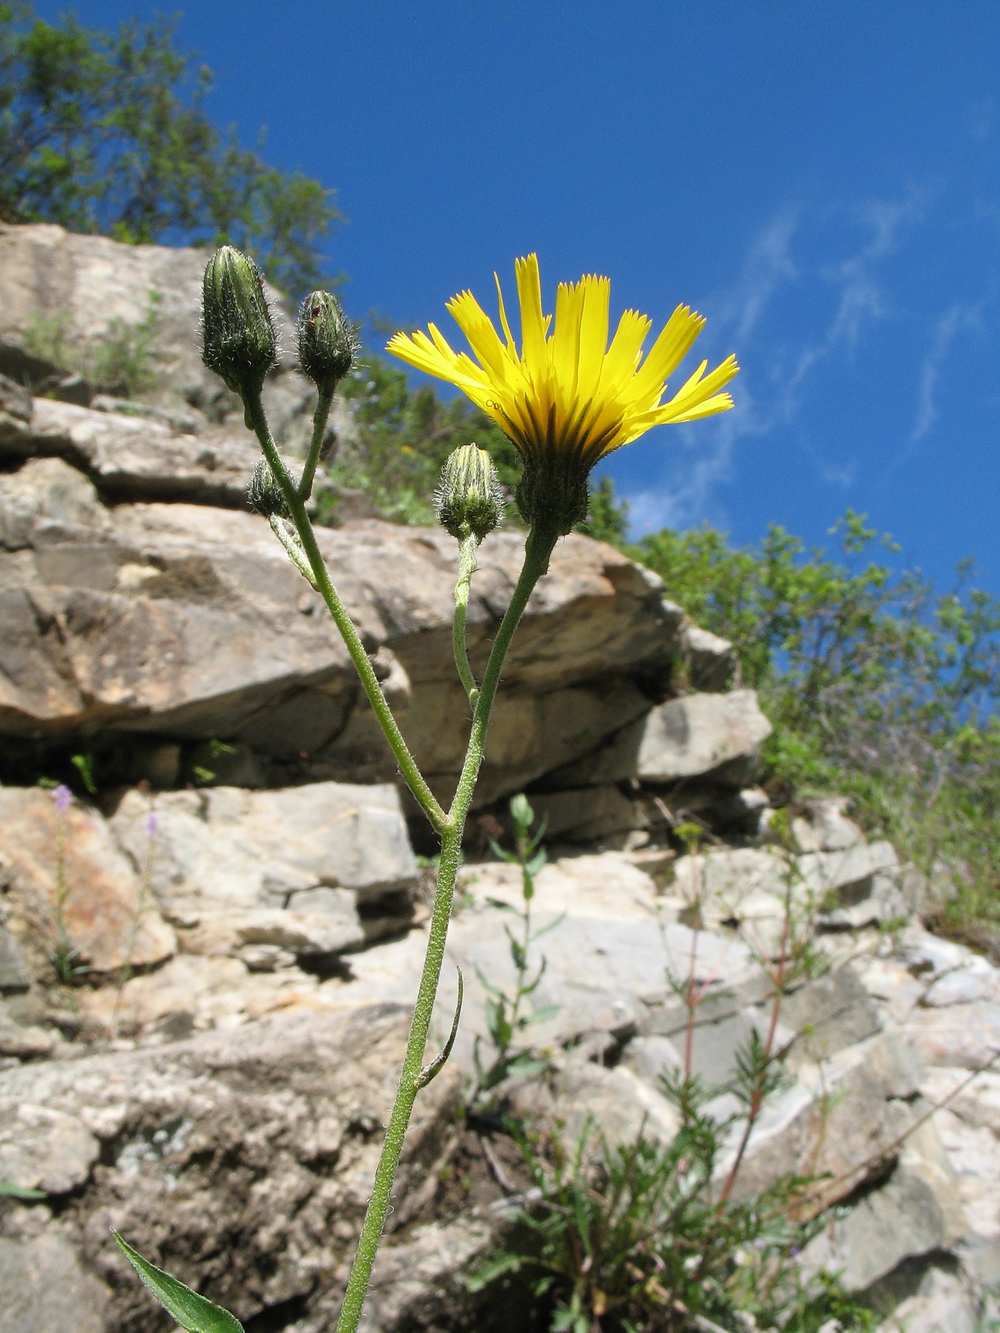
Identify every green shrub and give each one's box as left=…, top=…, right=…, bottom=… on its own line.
left=0, top=3, right=338, bottom=296
left=630, top=513, right=1000, bottom=924
left=474, top=1087, right=876, bottom=1333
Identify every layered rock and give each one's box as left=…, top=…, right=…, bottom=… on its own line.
left=1, top=223, right=995, bottom=1333
left=0, top=468, right=691, bottom=808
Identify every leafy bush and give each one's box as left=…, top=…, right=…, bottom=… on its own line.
left=630, top=513, right=1000, bottom=924
left=475, top=1099, right=877, bottom=1333
left=0, top=3, right=338, bottom=295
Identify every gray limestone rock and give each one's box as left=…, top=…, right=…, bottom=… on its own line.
left=637, top=688, right=773, bottom=785
left=0, top=1100, right=100, bottom=1194
left=0, top=222, right=310, bottom=433
left=0, top=1233, right=109, bottom=1333
left=796, top=839, right=900, bottom=898
left=780, top=963, right=882, bottom=1066
left=0, top=1005, right=460, bottom=1331
left=511, top=1059, right=681, bottom=1150
left=874, top=1257, right=997, bottom=1333
left=680, top=621, right=738, bottom=692
left=0, top=455, right=112, bottom=550
left=523, top=783, right=646, bottom=843
left=0, top=926, right=31, bottom=994
left=792, top=796, right=865, bottom=852
left=799, top=1158, right=957, bottom=1292
left=0, top=372, right=33, bottom=447
left=545, top=686, right=772, bottom=791
left=1, top=498, right=684, bottom=804
left=23, top=397, right=292, bottom=506
left=723, top=1030, right=925, bottom=1206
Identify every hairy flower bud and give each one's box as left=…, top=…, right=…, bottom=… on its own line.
left=247, top=460, right=290, bottom=518
left=201, top=246, right=277, bottom=399
left=435, top=443, right=505, bottom=541
left=297, top=290, right=357, bottom=391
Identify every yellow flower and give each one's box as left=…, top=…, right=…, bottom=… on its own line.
left=387, top=253, right=738, bottom=532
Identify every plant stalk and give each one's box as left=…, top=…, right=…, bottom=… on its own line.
left=334, top=521, right=558, bottom=1333
left=298, top=384, right=334, bottom=501
left=452, top=531, right=480, bottom=706
left=245, top=390, right=447, bottom=833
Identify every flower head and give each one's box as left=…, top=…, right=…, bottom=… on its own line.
left=387, top=253, right=738, bottom=532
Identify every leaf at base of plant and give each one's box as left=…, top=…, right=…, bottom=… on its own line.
left=113, top=1232, right=245, bottom=1333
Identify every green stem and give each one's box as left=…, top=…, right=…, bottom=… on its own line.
left=452, top=531, right=480, bottom=706
left=244, top=390, right=447, bottom=833
left=334, top=521, right=559, bottom=1333
left=298, top=384, right=334, bottom=501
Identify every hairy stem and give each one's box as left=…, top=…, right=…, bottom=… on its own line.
left=298, top=384, right=334, bottom=501
left=245, top=389, right=448, bottom=832
left=335, top=521, right=559, bottom=1333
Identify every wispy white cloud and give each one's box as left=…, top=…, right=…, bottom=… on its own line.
left=715, top=207, right=800, bottom=344
left=619, top=183, right=995, bottom=536
left=909, top=303, right=984, bottom=447
left=622, top=396, right=767, bottom=535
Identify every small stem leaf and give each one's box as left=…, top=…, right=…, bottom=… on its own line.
left=475, top=963, right=503, bottom=997
left=113, top=1232, right=245, bottom=1333
left=416, top=967, right=464, bottom=1089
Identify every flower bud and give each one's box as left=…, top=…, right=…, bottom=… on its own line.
left=435, top=443, right=505, bottom=541
left=247, top=459, right=290, bottom=518
left=297, top=290, right=357, bottom=391
left=201, top=246, right=277, bottom=399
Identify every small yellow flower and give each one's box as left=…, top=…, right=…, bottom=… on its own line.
left=387, top=253, right=738, bottom=532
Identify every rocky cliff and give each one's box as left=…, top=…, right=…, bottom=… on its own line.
left=0, top=224, right=998, bottom=1333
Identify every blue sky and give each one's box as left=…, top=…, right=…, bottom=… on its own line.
left=35, top=1, right=1000, bottom=592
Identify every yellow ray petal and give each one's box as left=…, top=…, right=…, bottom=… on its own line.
left=386, top=253, right=738, bottom=502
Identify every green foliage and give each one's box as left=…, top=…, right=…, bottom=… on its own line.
left=0, top=1181, right=46, bottom=1198
left=24, top=293, right=162, bottom=394
left=0, top=4, right=338, bottom=295
left=630, top=512, right=1000, bottom=924
left=474, top=1088, right=876, bottom=1333
left=113, top=1232, right=245, bottom=1333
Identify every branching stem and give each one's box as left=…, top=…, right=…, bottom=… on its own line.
left=334, top=522, right=558, bottom=1333
left=244, top=389, right=448, bottom=833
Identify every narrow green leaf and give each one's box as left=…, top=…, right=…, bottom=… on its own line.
left=0, top=1181, right=46, bottom=1199
left=113, top=1232, right=245, bottom=1333
left=503, top=1053, right=549, bottom=1079
left=484, top=896, right=519, bottom=915
left=533, top=910, right=567, bottom=939
left=524, top=1004, right=560, bottom=1025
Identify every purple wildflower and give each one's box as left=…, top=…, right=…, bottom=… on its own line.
left=51, top=784, right=72, bottom=812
